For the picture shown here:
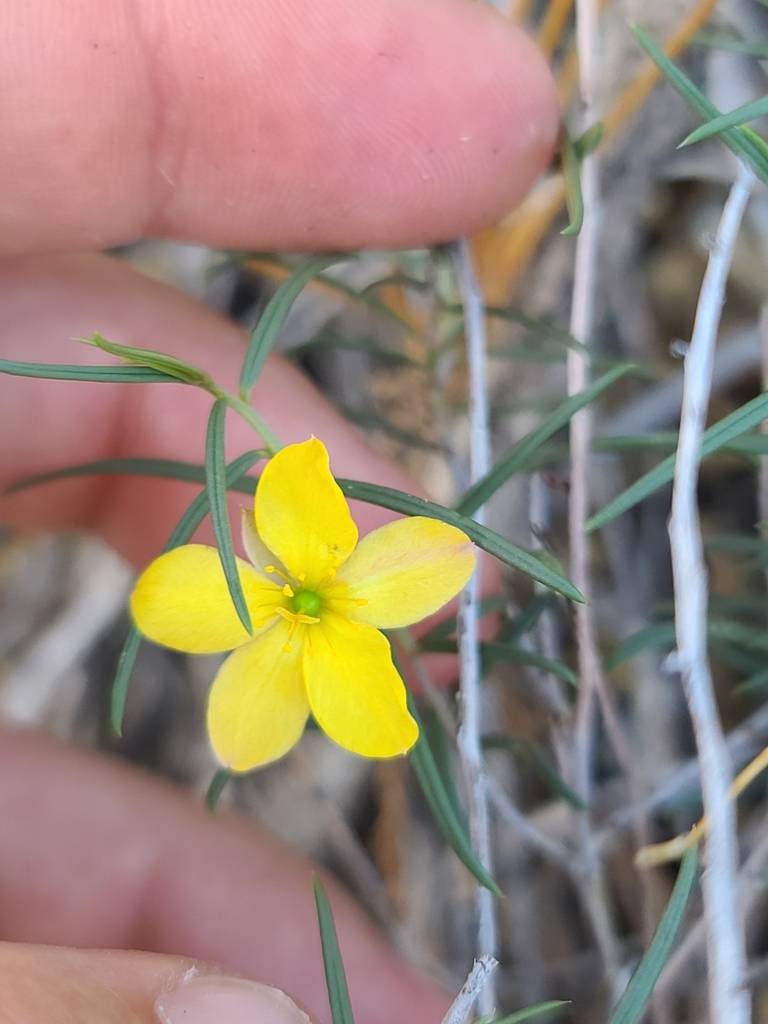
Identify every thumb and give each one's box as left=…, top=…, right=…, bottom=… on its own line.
left=1, top=944, right=312, bottom=1024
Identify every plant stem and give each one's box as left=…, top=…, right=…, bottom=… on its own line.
left=451, top=237, right=498, bottom=1019
left=210, top=387, right=282, bottom=455
left=667, top=160, right=755, bottom=1024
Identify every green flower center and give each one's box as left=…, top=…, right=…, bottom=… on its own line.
left=292, top=589, right=322, bottom=617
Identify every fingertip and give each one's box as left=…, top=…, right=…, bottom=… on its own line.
left=157, top=0, right=561, bottom=248
left=155, top=975, right=312, bottom=1024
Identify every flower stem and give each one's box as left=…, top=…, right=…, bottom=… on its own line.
left=209, top=387, right=283, bottom=455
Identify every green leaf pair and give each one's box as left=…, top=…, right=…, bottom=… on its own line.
left=633, top=25, right=768, bottom=185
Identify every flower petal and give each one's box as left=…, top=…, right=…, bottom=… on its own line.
left=328, top=516, right=475, bottom=628
left=207, top=619, right=309, bottom=772
left=304, top=612, right=418, bottom=758
left=255, top=438, right=357, bottom=588
left=130, top=544, right=284, bottom=654
left=240, top=507, right=287, bottom=581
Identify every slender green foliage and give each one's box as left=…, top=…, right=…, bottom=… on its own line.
left=239, top=255, right=343, bottom=398
left=588, top=392, right=768, bottom=531
left=83, top=333, right=215, bottom=387
left=205, top=401, right=252, bottom=634
left=6, top=457, right=583, bottom=600
left=313, top=877, right=356, bottom=1024
left=608, top=847, right=699, bottom=1024
left=458, top=364, right=635, bottom=516
left=633, top=25, right=768, bottom=183
left=340, top=479, right=583, bottom=601
left=110, top=629, right=143, bottom=738
left=485, top=1001, right=570, bottom=1024
left=406, top=691, right=500, bottom=893
left=484, top=734, right=586, bottom=810
left=0, top=358, right=179, bottom=384
left=205, top=769, right=232, bottom=812
left=110, top=451, right=264, bottom=735
left=560, top=131, right=585, bottom=237
left=680, top=95, right=768, bottom=147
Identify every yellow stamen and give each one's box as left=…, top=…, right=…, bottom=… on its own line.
left=275, top=606, right=320, bottom=626
left=264, top=564, right=295, bottom=587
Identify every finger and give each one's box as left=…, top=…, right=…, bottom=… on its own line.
left=0, top=944, right=313, bottom=1024
left=0, top=728, right=448, bottom=1024
left=0, top=254, right=437, bottom=561
left=3, top=0, right=558, bottom=255
left=1, top=253, right=499, bottom=578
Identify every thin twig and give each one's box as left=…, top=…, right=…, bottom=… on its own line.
left=667, top=161, right=755, bottom=1024
left=567, top=0, right=625, bottom=991
left=486, top=776, right=575, bottom=873
left=440, top=955, right=499, bottom=1024
left=451, top=238, right=498, bottom=1018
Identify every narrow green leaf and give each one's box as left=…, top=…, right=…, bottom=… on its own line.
left=607, top=618, right=768, bottom=672
left=288, top=335, right=424, bottom=368
left=704, top=533, right=768, bottom=555
left=205, top=401, right=252, bottom=634
left=6, top=457, right=584, bottom=601
left=574, top=121, right=604, bottom=159
left=482, top=643, right=578, bottom=687
left=708, top=619, right=768, bottom=653
left=560, top=131, right=585, bottom=237
left=709, top=639, right=764, bottom=676
left=503, top=594, right=557, bottom=644
left=587, top=392, right=768, bottom=532
left=458, top=364, right=634, bottom=516
left=246, top=253, right=419, bottom=336
left=340, top=480, right=583, bottom=602
left=632, top=25, right=768, bottom=184
left=489, top=1000, right=570, bottom=1024
left=313, top=876, right=356, bottom=1024
left=608, top=846, right=699, bottom=1024
left=594, top=432, right=768, bottom=457
left=240, top=255, right=343, bottom=398
left=481, top=306, right=587, bottom=352
left=205, top=769, right=232, bottom=812
left=110, top=628, right=143, bottom=737
left=341, top=406, right=446, bottom=453
left=83, top=333, right=214, bottom=387
left=406, top=691, right=500, bottom=893
left=420, top=707, right=468, bottom=829
left=606, top=622, right=676, bottom=671
left=680, top=95, right=768, bottom=147
left=734, top=667, right=768, bottom=696
left=484, top=734, right=586, bottom=810
left=0, top=358, right=179, bottom=384
left=110, top=450, right=263, bottom=736
left=708, top=594, right=768, bottom=619
left=693, top=30, right=768, bottom=59
left=4, top=457, right=212, bottom=496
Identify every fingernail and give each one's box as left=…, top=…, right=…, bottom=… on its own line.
left=155, top=975, right=312, bottom=1024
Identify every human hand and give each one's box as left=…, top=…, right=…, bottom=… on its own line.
left=0, top=1, right=558, bottom=1020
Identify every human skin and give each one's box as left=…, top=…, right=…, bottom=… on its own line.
left=0, top=1, right=559, bottom=1021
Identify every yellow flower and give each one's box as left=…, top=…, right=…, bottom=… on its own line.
left=130, top=438, right=475, bottom=772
